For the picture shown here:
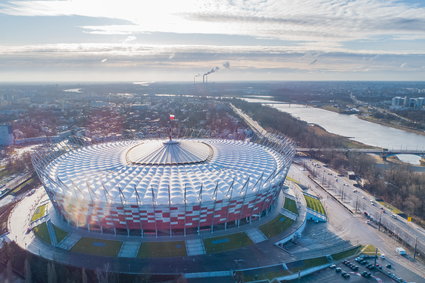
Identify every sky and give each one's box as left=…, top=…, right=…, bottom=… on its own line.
left=0, top=0, right=425, bottom=82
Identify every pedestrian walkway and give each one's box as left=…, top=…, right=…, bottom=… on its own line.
left=246, top=228, right=268, bottom=243
left=56, top=233, right=81, bottom=250
left=185, top=238, right=206, bottom=256
left=280, top=209, right=298, bottom=221
left=118, top=241, right=141, bottom=258
left=185, top=270, right=233, bottom=278
left=46, top=221, right=58, bottom=246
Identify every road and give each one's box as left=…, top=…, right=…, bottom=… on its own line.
left=230, top=104, right=266, bottom=136
left=0, top=171, right=32, bottom=200
left=287, top=159, right=425, bottom=281
left=301, top=158, right=425, bottom=248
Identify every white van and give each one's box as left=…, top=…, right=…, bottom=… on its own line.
left=396, top=247, right=406, bottom=255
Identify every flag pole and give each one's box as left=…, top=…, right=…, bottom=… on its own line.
left=169, top=114, right=175, bottom=141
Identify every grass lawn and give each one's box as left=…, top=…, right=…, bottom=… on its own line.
left=304, top=195, right=326, bottom=215
left=11, top=178, right=33, bottom=194
left=331, top=246, right=361, bottom=261
left=53, top=224, right=68, bottom=243
left=236, top=265, right=290, bottom=281
left=203, top=232, right=253, bottom=254
left=361, top=244, right=381, bottom=256
left=284, top=198, right=298, bottom=214
left=137, top=241, right=186, bottom=258
left=286, top=176, right=300, bottom=184
left=33, top=222, right=51, bottom=244
left=377, top=201, right=403, bottom=215
left=259, top=215, right=294, bottom=238
left=31, top=204, right=47, bottom=222
left=287, top=256, right=330, bottom=272
left=71, top=237, right=122, bottom=257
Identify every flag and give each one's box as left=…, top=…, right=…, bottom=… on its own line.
left=169, top=114, right=175, bottom=120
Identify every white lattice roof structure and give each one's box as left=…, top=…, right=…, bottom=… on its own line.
left=43, top=139, right=288, bottom=205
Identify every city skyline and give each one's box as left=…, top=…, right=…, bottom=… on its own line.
left=1, top=0, right=425, bottom=82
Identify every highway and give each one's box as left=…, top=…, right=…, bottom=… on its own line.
left=301, top=158, right=425, bottom=247
left=233, top=101, right=425, bottom=247
left=288, top=161, right=425, bottom=280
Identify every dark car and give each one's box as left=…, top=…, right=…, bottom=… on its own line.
left=386, top=264, right=392, bottom=269
left=335, top=267, right=342, bottom=273
left=342, top=273, right=350, bottom=279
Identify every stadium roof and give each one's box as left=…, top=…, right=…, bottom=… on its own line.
left=126, top=140, right=212, bottom=165
left=44, top=139, right=288, bottom=205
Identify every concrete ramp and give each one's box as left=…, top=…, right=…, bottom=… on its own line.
left=56, top=233, right=81, bottom=250
left=46, top=221, right=58, bottom=246
left=246, top=228, right=268, bottom=243
left=280, top=209, right=298, bottom=221
left=118, top=241, right=141, bottom=258
left=186, top=238, right=206, bottom=256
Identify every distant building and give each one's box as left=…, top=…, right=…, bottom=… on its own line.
left=0, top=125, right=14, bottom=146
left=390, top=96, right=424, bottom=110
left=408, top=97, right=424, bottom=109
left=391, top=96, right=405, bottom=109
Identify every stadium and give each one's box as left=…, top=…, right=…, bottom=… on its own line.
left=32, top=132, right=295, bottom=237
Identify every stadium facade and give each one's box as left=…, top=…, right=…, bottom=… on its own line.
left=32, top=133, right=295, bottom=237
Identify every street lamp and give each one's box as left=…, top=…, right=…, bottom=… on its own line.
left=378, top=211, right=383, bottom=231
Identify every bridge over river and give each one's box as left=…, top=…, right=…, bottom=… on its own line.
left=297, top=148, right=425, bottom=159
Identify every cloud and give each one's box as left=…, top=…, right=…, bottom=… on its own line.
left=122, top=35, right=136, bottom=44
left=0, top=0, right=424, bottom=81
left=1, top=0, right=425, bottom=48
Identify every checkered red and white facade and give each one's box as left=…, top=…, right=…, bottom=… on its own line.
left=34, top=137, right=295, bottom=234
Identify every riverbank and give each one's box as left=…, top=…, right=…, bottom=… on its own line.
left=308, top=123, right=377, bottom=149
left=357, top=114, right=425, bottom=137
left=317, top=104, right=425, bottom=137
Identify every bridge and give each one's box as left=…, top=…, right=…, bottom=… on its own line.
left=296, top=148, right=425, bottom=159
left=230, top=104, right=425, bottom=160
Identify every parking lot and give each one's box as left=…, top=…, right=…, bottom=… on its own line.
left=290, top=255, right=409, bottom=283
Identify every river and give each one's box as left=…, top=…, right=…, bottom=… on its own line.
left=241, top=97, right=425, bottom=165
